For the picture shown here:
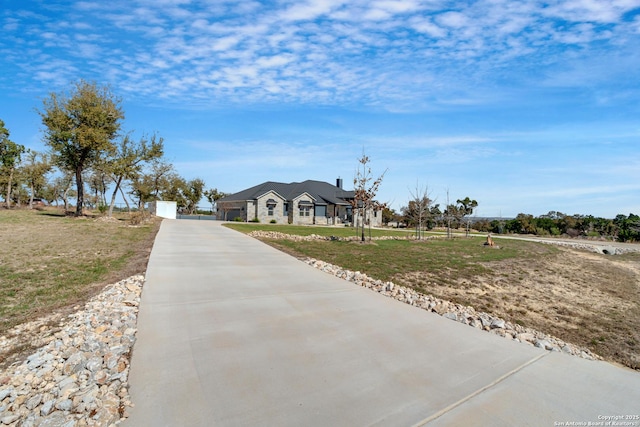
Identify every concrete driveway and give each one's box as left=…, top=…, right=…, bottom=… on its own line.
left=125, top=220, right=640, bottom=426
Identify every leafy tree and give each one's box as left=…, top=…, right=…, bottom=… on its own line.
left=429, top=204, right=442, bottom=228
left=39, top=80, right=124, bottom=216
left=45, top=173, right=76, bottom=210
left=204, top=188, right=227, bottom=214
left=86, top=168, right=109, bottom=209
left=444, top=204, right=462, bottom=230
left=614, top=213, right=640, bottom=242
left=129, top=160, right=174, bottom=210
left=21, top=150, right=52, bottom=208
left=106, top=133, right=164, bottom=217
left=0, top=119, right=26, bottom=208
left=505, top=213, right=536, bottom=234
left=456, top=196, right=478, bottom=237
left=381, top=207, right=399, bottom=226
left=183, top=178, right=205, bottom=214
left=160, top=174, right=187, bottom=209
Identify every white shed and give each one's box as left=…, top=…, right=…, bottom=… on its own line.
left=148, top=201, right=177, bottom=219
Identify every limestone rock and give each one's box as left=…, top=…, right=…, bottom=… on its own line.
left=0, top=275, right=144, bottom=426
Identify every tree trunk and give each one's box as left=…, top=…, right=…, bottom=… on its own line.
left=118, top=185, right=131, bottom=213
left=101, top=175, right=108, bottom=206
left=29, top=182, right=34, bottom=209
left=5, top=168, right=13, bottom=208
left=75, top=166, right=84, bottom=216
left=107, top=176, right=123, bottom=217
left=63, top=187, right=69, bottom=211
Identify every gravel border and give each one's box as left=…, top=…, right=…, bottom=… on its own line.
left=0, top=275, right=144, bottom=427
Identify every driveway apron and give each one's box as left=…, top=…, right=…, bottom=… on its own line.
left=125, top=220, right=640, bottom=426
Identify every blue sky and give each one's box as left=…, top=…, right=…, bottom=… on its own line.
left=1, top=0, right=639, bottom=218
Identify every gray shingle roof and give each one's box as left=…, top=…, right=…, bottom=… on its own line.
left=218, top=180, right=355, bottom=205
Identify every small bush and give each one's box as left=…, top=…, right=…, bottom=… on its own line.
left=233, top=217, right=243, bottom=222
left=129, top=211, right=149, bottom=225
left=249, top=217, right=260, bottom=223
left=270, top=219, right=277, bottom=224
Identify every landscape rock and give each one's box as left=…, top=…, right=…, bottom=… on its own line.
left=490, top=319, right=506, bottom=329
left=0, top=274, right=145, bottom=426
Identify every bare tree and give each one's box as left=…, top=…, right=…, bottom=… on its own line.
left=352, top=151, right=387, bottom=242
left=402, top=181, right=433, bottom=240
left=445, top=188, right=452, bottom=239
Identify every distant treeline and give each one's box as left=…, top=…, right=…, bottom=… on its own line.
left=473, top=212, right=640, bottom=242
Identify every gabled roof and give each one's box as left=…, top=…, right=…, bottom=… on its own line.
left=218, top=180, right=355, bottom=205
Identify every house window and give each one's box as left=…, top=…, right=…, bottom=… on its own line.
left=266, top=198, right=277, bottom=216
left=300, top=206, right=310, bottom=217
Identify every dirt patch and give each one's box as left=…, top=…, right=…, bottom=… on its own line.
left=395, top=246, right=640, bottom=369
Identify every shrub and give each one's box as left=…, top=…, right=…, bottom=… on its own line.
left=233, top=216, right=243, bottom=222
left=129, top=211, right=149, bottom=225
left=270, top=219, right=277, bottom=224
left=249, top=217, right=260, bottom=223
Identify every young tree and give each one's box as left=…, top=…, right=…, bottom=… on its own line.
left=39, top=80, right=124, bottom=216
left=402, top=182, right=433, bottom=239
left=352, top=151, right=387, bottom=242
left=106, top=133, right=164, bottom=217
left=0, top=119, right=26, bottom=208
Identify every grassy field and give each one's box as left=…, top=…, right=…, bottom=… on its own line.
left=0, top=208, right=160, bottom=338
left=226, top=223, right=640, bottom=370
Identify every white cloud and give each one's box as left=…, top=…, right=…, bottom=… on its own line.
left=279, top=0, right=346, bottom=22
left=2, top=0, right=639, bottom=109
left=437, top=11, right=469, bottom=29
left=542, top=0, right=640, bottom=24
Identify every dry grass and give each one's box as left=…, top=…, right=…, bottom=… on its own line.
left=0, top=207, right=160, bottom=344
left=399, top=247, right=640, bottom=369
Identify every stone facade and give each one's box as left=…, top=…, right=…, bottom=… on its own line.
left=256, top=191, right=286, bottom=223
left=290, top=193, right=314, bottom=225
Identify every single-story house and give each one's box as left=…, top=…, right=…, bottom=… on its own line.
left=216, top=178, right=383, bottom=226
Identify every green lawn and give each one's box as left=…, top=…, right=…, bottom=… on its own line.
left=224, top=222, right=423, bottom=238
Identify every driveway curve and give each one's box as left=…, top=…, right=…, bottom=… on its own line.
left=125, top=220, right=640, bottom=426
